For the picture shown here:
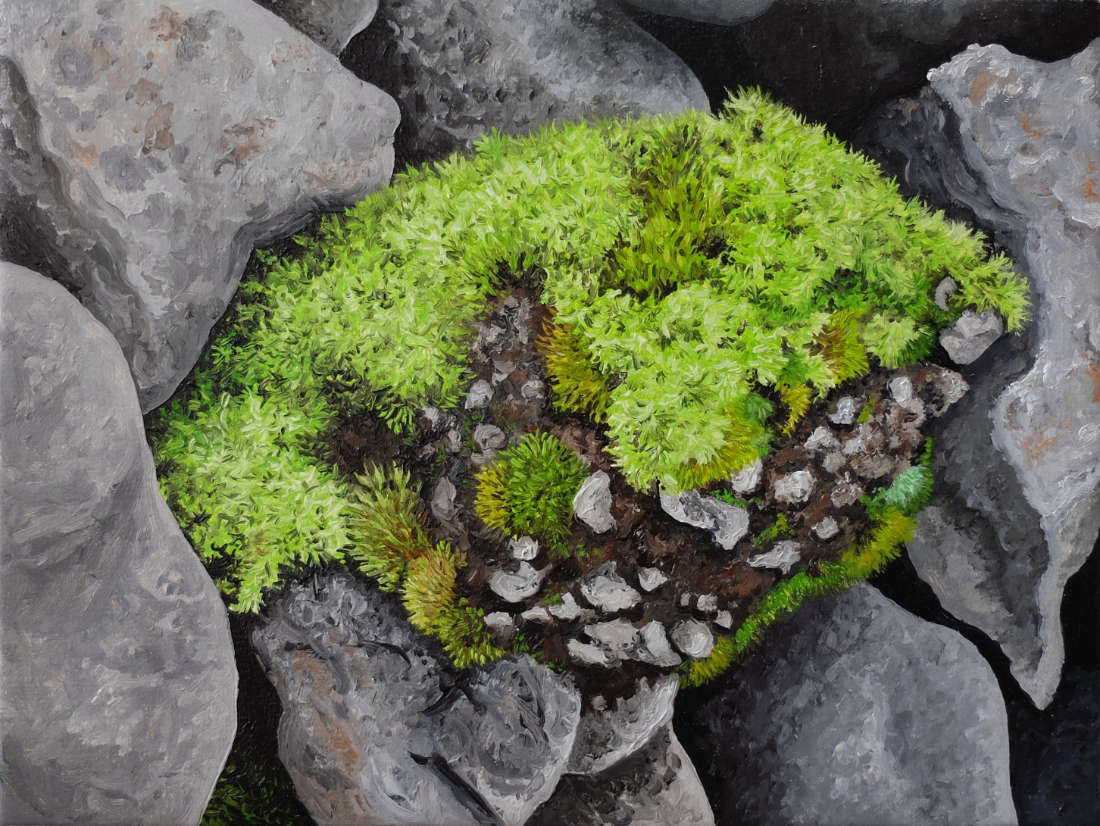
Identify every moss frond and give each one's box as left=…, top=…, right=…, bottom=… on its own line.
left=473, top=462, right=512, bottom=535
left=537, top=316, right=613, bottom=421
left=347, top=464, right=428, bottom=592
left=402, top=542, right=466, bottom=633
left=778, top=383, right=813, bottom=436
left=435, top=598, right=506, bottom=669
left=680, top=636, right=736, bottom=688
left=816, top=310, right=870, bottom=385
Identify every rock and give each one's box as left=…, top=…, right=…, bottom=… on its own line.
left=670, top=620, right=715, bottom=660
left=445, top=428, right=463, bottom=452
left=252, top=0, right=379, bottom=53
left=659, top=489, right=750, bottom=550
left=573, top=471, right=617, bottom=534
left=532, top=725, right=715, bottom=826
left=490, top=561, right=548, bottom=603
left=522, top=605, right=553, bottom=623
left=579, top=562, right=642, bottom=613
left=729, top=457, right=764, bottom=493
left=622, top=0, right=773, bottom=25
left=465, top=378, right=494, bottom=409
left=935, top=276, right=959, bottom=310
left=584, top=619, right=640, bottom=663
left=0, top=263, right=236, bottom=825
left=568, top=639, right=614, bottom=668
left=887, top=375, right=916, bottom=408
left=858, top=39, right=1100, bottom=708
left=812, top=516, right=840, bottom=541
left=474, top=423, right=507, bottom=451
left=566, top=675, right=679, bottom=775
left=344, top=0, right=707, bottom=163
left=828, top=395, right=863, bottom=426
left=805, top=425, right=841, bottom=453
left=548, top=592, right=595, bottom=623
left=772, top=470, right=815, bottom=505
left=939, top=309, right=1005, bottom=365
left=471, top=449, right=497, bottom=467
left=748, top=540, right=802, bottom=575
left=634, top=621, right=683, bottom=668
left=0, top=1, right=398, bottom=410
left=637, top=566, right=669, bottom=592
left=431, top=476, right=458, bottom=522
left=713, top=610, right=733, bottom=630
left=509, top=535, right=540, bottom=561
left=696, top=594, right=719, bottom=614
left=688, top=584, right=1016, bottom=826
left=484, top=610, right=516, bottom=643
left=831, top=477, right=866, bottom=508
left=521, top=378, right=546, bottom=399
left=822, top=452, right=846, bottom=474
left=252, top=572, right=581, bottom=826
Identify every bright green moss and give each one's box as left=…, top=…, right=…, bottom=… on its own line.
left=151, top=88, right=1027, bottom=616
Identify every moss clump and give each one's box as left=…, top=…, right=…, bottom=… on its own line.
left=475, top=431, right=589, bottom=556
left=151, top=88, right=1027, bottom=616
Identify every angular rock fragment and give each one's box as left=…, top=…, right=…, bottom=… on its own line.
left=772, top=470, right=815, bottom=505
left=573, top=471, right=617, bottom=534
left=812, top=516, right=840, bottom=541
left=829, top=395, right=863, bottom=426
left=474, top=423, right=507, bottom=451
left=509, top=535, right=540, bottom=561
left=660, top=489, right=750, bottom=550
left=580, top=562, right=642, bottom=613
left=670, top=620, right=715, bottom=660
left=729, top=458, right=764, bottom=493
left=431, top=476, right=458, bottom=522
left=490, top=561, right=548, bottom=602
left=637, top=566, right=669, bottom=592
left=635, top=621, right=683, bottom=668
left=939, top=309, right=1005, bottom=365
left=748, top=540, right=801, bottom=575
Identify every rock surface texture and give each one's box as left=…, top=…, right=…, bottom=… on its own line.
left=859, top=39, right=1100, bottom=709
left=0, top=262, right=237, bottom=825
left=0, top=0, right=398, bottom=410
left=252, top=0, right=379, bottom=53
left=689, top=584, right=1017, bottom=826
left=343, top=0, right=707, bottom=162
left=251, top=571, right=582, bottom=826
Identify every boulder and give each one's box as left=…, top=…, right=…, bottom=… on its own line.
left=688, top=584, right=1017, bottom=826
left=858, top=39, right=1100, bottom=708
left=0, top=262, right=236, bottom=825
left=0, top=0, right=398, bottom=410
left=252, top=0, right=379, bottom=54
left=342, top=0, right=707, bottom=163
left=251, top=571, right=581, bottom=826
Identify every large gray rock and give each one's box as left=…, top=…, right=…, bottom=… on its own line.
left=252, top=571, right=581, bottom=826
left=252, top=0, right=378, bottom=53
left=859, top=39, right=1100, bottom=708
left=531, top=726, right=715, bottom=826
left=0, top=0, right=398, bottom=411
left=625, top=0, right=1099, bottom=131
left=343, top=0, right=707, bottom=163
left=0, top=262, right=237, bottom=825
left=689, top=584, right=1017, bottom=826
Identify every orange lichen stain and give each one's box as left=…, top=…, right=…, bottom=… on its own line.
left=73, top=143, right=98, bottom=168
left=1084, top=161, right=1098, bottom=202
left=1022, top=433, right=1061, bottom=466
left=969, top=72, right=1002, bottom=103
left=1086, top=361, right=1100, bottom=404
left=1016, top=114, right=1043, bottom=138
left=149, top=5, right=182, bottom=41
left=143, top=102, right=174, bottom=151
left=216, top=117, right=276, bottom=172
left=126, top=77, right=161, bottom=105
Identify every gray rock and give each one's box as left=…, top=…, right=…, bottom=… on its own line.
left=431, top=476, right=458, bottom=522
left=484, top=610, right=516, bottom=644
left=829, top=395, right=864, bottom=426
left=696, top=593, right=719, bottom=614
left=831, top=477, right=866, bottom=508
left=812, top=516, right=840, bottom=541
left=660, top=488, right=750, bottom=549
left=748, top=540, right=801, bottom=575
left=805, top=425, right=841, bottom=453
left=670, top=620, right=715, bottom=660
left=634, top=621, right=683, bottom=668
left=522, top=605, right=553, bottom=623
left=860, top=39, right=1100, bottom=708
left=532, top=726, right=715, bottom=826
left=567, top=675, right=679, bottom=775
left=548, top=592, right=595, bottom=623
left=0, top=1, right=398, bottom=411
left=347, top=0, right=707, bottom=163
left=445, top=428, right=463, bottom=452
left=521, top=378, right=546, bottom=399
left=509, top=535, right=540, bottom=561
left=822, top=451, right=846, bottom=474
left=935, top=275, right=959, bottom=310
left=729, top=457, right=764, bottom=493
left=568, top=639, right=614, bottom=668
left=253, top=0, right=379, bottom=53
left=940, top=309, right=1005, bottom=365
left=465, top=379, right=494, bottom=410
left=490, top=561, right=548, bottom=603
left=580, top=562, right=642, bottom=613
left=772, top=470, right=815, bottom=505
left=689, top=585, right=1016, bottom=826
left=622, top=0, right=773, bottom=25
left=0, top=263, right=236, bottom=825
left=253, top=572, right=581, bottom=826
left=637, top=565, right=669, bottom=592
left=584, top=618, right=640, bottom=663
left=573, top=470, right=617, bottom=534
left=713, top=610, right=733, bottom=630
left=474, top=423, right=507, bottom=451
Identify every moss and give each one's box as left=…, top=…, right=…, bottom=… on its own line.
left=474, top=431, right=588, bottom=557
left=151, top=89, right=1027, bottom=618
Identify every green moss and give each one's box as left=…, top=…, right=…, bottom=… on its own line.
left=474, top=431, right=588, bottom=556
left=752, top=513, right=791, bottom=548
left=151, top=89, right=1027, bottom=619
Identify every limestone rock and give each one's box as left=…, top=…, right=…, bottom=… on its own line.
left=583, top=618, right=640, bottom=664
left=474, top=423, right=507, bottom=451
left=344, top=0, right=707, bottom=163
left=431, top=476, right=458, bottom=522
left=859, top=38, right=1100, bottom=708
left=252, top=572, right=581, bottom=826
left=659, top=489, right=750, bottom=550
left=812, top=516, right=840, bottom=541
left=670, top=620, right=715, bottom=660
left=634, top=621, right=682, bottom=668
left=637, top=565, right=669, bottom=592
left=465, top=378, right=493, bottom=409
left=0, top=263, right=236, bottom=825
left=829, top=395, right=863, bottom=426
left=940, top=309, right=1005, bottom=365
left=688, top=584, right=1017, bottom=825
left=729, top=458, right=764, bottom=493
left=0, top=0, right=398, bottom=410
left=573, top=470, right=617, bottom=534
left=490, top=561, right=548, bottom=603
left=548, top=592, right=594, bottom=623
left=509, top=535, right=540, bottom=561
left=772, top=470, right=815, bottom=505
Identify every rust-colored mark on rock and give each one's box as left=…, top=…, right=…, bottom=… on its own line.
left=215, top=117, right=276, bottom=174
left=1084, top=160, right=1098, bottom=202
left=1016, top=114, right=1043, bottom=138
left=969, top=71, right=1002, bottom=103
left=73, top=143, right=98, bottom=167
left=149, top=5, right=182, bottom=42
left=127, top=77, right=161, bottom=105
left=1086, top=361, right=1100, bottom=403
left=143, top=102, right=174, bottom=150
